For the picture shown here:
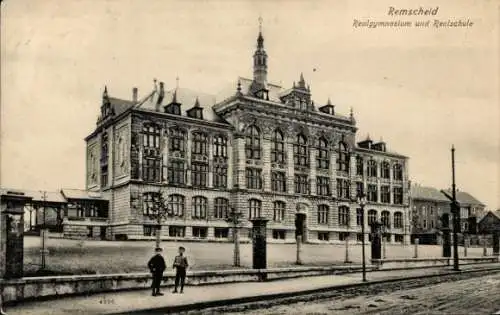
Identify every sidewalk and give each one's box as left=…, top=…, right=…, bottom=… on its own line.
left=4, top=263, right=500, bottom=315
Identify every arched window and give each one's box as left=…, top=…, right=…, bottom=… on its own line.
left=368, top=209, right=377, bottom=225
left=167, top=194, right=185, bottom=217
left=271, top=129, right=285, bottom=163
left=381, top=211, right=391, bottom=228
left=367, top=159, right=378, bottom=177
left=192, top=132, right=208, bottom=155
left=381, top=161, right=390, bottom=179
left=338, top=206, right=350, bottom=226
left=356, top=155, right=364, bottom=176
left=318, top=205, right=329, bottom=225
left=273, top=201, right=285, bottom=222
left=169, top=128, right=186, bottom=153
left=214, top=198, right=229, bottom=219
left=337, top=142, right=349, bottom=173
left=317, top=137, right=329, bottom=169
left=245, top=125, right=261, bottom=159
left=393, top=163, right=403, bottom=180
left=192, top=196, right=207, bottom=219
left=394, top=212, right=403, bottom=228
left=294, top=134, right=308, bottom=167
left=101, top=132, right=109, bottom=187
left=248, top=199, right=262, bottom=219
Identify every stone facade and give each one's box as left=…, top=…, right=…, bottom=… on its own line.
left=84, top=27, right=411, bottom=244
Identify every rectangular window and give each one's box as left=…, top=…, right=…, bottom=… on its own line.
left=213, top=136, right=227, bottom=158
left=249, top=199, right=262, bottom=219
left=214, top=228, right=229, bottom=238
left=192, top=227, right=208, bottom=238
left=192, top=197, right=207, bottom=219
left=271, top=171, right=286, bottom=192
left=337, top=179, right=350, bottom=199
left=356, top=182, right=364, bottom=198
left=272, top=230, right=286, bottom=240
left=168, top=160, right=185, bottom=185
left=143, top=158, right=161, bottom=182
left=338, top=206, right=350, bottom=226
left=393, top=187, right=403, bottom=205
left=356, top=208, right=363, bottom=226
left=191, top=163, right=208, bottom=187
left=381, top=186, right=390, bottom=203
left=167, top=195, right=185, bottom=217
left=87, top=226, right=93, bottom=238
left=395, top=234, right=404, bottom=243
left=168, top=226, right=185, bottom=237
left=192, top=133, right=208, bottom=155
left=273, top=202, right=285, bottom=222
left=246, top=168, right=262, bottom=189
left=339, top=232, right=349, bottom=241
left=213, top=165, right=227, bottom=188
left=318, top=232, right=329, bottom=241
left=356, top=157, right=363, bottom=176
left=294, top=174, right=309, bottom=194
left=143, top=225, right=160, bottom=237
left=214, top=198, right=229, bottom=219
left=357, top=233, right=364, bottom=242
left=367, top=184, right=378, bottom=202
left=317, top=176, right=330, bottom=196
left=169, top=129, right=185, bottom=153
left=318, top=205, right=329, bottom=225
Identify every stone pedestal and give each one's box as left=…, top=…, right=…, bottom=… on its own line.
left=251, top=218, right=269, bottom=276
left=442, top=229, right=452, bottom=258
left=1, top=193, right=31, bottom=279
left=370, top=222, right=382, bottom=260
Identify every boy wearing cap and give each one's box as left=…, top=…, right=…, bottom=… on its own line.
left=172, top=246, right=189, bottom=293
left=148, top=247, right=166, bottom=296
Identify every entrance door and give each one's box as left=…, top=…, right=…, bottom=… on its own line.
left=295, top=213, right=307, bottom=243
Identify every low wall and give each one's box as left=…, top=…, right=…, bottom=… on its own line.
left=0, top=265, right=376, bottom=304
left=371, top=256, right=499, bottom=270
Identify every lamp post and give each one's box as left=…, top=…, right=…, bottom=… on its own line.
left=226, top=206, right=244, bottom=267
left=357, top=192, right=367, bottom=282
left=40, top=191, right=48, bottom=270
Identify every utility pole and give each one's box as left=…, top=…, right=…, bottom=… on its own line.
left=40, top=191, right=48, bottom=270
left=451, top=145, right=460, bottom=271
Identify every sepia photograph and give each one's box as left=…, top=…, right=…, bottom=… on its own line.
left=0, top=0, right=499, bottom=314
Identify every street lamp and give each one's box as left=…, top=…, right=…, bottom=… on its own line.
left=226, top=206, right=244, bottom=267
left=357, top=192, right=368, bottom=282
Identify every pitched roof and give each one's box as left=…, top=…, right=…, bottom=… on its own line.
left=109, top=97, right=136, bottom=117
left=60, top=189, right=106, bottom=200
left=0, top=188, right=66, bottom=203
left=442, top=189, right=485, bottom=206
left=410, top=185, right=449, bottom=202
left=137, top=87, right=228, bottom=124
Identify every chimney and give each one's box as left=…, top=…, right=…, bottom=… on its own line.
left=155, top=82, right=165, bottom=111
left=132, top=87, right=138, bottom=102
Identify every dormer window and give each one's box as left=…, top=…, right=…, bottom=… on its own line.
left=165, top=104, right=181, bottom=115
left=187, top=108, right=203, bottom=119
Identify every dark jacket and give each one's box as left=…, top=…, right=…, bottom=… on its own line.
left=148, top=254, right=166, bottom=274
left=173, top=255, right=189, bottom=269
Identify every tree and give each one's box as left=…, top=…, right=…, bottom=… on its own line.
left=226, top=206, right=244, bottom=267
left=144, top=191, right=170, bottom=248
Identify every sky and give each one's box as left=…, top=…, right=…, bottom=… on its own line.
left=1, top=0, right=499, bottom=209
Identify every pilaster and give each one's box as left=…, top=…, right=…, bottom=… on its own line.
left=186, top=131, right=192, bottom=186
left=286, top=141, right=295, bottom=194
left=208, top=134, right=214, bottom=188
left=329, top=151, right=337, bottom=197
left=162, top=130, right=169, bottom=183
left=349, top=154, right=356, bottom=199
left=234, top=136, right=246, bottom=189
left=262, top=138, right=272, bottom=192
left=309, top=148, right=317, bottom=196
left=227, top=136, right=233, bottom=189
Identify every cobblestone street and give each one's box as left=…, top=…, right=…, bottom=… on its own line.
left=222, top=272, right=500, bottom=315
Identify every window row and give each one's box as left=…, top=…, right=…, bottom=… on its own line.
left=355, top=156, right=404, bottom=180
left=142, top=195, right=230, bottom=219
left=245, top=126, right=350, bottom=172
left=142, top=125, right=228, bottom=158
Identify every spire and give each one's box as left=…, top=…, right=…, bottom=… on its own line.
left=253, top=16, right=268, bottom=86
left=194, top=96, right=200, bottom=107
left=103, top=85, right=108, bottom=98
left=298, top=73, right=306, bottom=89
left=350, top=107, right=354, bottom=118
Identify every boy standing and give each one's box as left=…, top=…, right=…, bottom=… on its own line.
left=148, top=247, right=166, bottom=296
left=172, top=246, right=189, bottom=293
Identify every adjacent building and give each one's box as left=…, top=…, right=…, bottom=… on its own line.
left=82, top=26, right=411, bottom=243
left=410, top=183, right=486, bottom=244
